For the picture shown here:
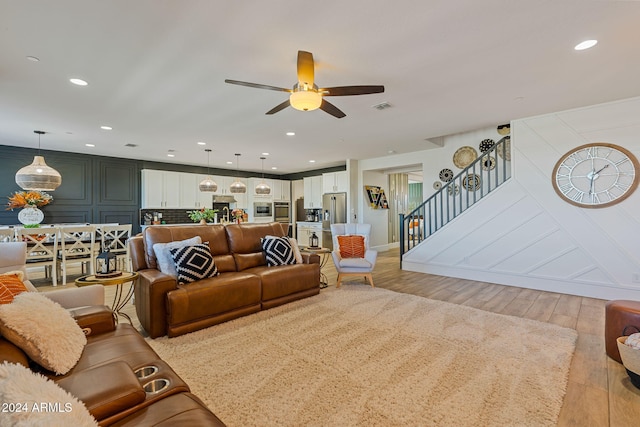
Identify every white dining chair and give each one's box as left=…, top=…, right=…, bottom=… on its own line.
left=57, top=225, right=96, bottom=286
left=17, top=227, right=59, bottom=286
left=98, top=224, right=132, bottom=271
left=0, top=228, right=16, bottom=242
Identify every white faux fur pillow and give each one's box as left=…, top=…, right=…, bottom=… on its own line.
left=0, top=362, right=98, bottom=427
left=0, top=293, right=87, bottom=375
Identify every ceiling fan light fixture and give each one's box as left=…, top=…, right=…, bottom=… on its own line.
left=199, top=149, right=218, bottom=192
left=15, top=131, right=62, bottom=191
left=290, top=90, right=322, bottom=111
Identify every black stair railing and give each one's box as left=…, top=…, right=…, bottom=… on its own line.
left=400, top=137, right=512, bottom=264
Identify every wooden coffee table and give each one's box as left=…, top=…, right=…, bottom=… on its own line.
left=75, top=272, right=139, bottom=324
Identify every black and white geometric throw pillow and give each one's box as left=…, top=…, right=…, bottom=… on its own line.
left=169, top=243, right=219, bottom=285
left=261, top=235, right=296, bottom=267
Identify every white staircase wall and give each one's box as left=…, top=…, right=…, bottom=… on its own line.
left=403, top=96, right=640, bottom=300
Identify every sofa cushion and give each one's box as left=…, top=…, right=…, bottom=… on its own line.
left=0, top=293, right=87, bottom=375
left=0, top=292, right=87, bottom=375
left=288, top=237, right=303, bottom=264
left=153, top=236, right=202, bottom=278
left=0, top=362, right=98, bottom=426
left=0, top=273, right=29, bottom=304
left=337, top=235, right=366, bottom=258
left=226, top=223, right=287, bottom=271
left=170, top=244, right=219, bottom=285
left=262, top=236, right=296, bottom=266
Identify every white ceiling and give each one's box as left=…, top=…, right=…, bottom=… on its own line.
left=1, top=0, right=639, bottom=175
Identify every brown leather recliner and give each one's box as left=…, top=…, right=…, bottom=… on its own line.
left=0, top=306, right=225, bottom=426
left=130, top=222, right=320, bottom=338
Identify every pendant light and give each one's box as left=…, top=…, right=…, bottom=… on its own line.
left=255, top=157, right=271, bottom=195
left=15, top=130, right=62, bottom=191
left=229, top=153, right=247, bottom=194
left=198, top=149, right=218, bottom=192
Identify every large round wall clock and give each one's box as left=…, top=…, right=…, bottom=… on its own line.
left=551, top=142, right=639, bottom=208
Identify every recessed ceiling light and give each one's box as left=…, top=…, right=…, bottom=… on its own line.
left=226, top=161, right=233, bottom=165
left=100, top=125, right=112, bottom=130
left=197, top=141, right=206, bottom=145
left=85, top=143, right=95, bottom=147
left=262, top=152, right=270, bottom=156
left=286, top=132, right=295, bottom=136
left=167, top=154, right=175, bottom=158
left=309, top=160, right=316, bottom=163
left=69, top=78, right=88, bottom=86
left=26, top=56, right=40, bottom=62
left=271, top=166, right=278, bottom=170
left=574, top=40, right=598, bottom=51
left=388, top=150, right=396, bottom=154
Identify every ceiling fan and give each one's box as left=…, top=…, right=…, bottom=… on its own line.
left=225, top=50, right=384, bottom=119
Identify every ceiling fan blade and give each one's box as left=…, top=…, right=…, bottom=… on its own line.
left=225, top=79, right=291, bottom=93
left=320, top=85, right=385, bottom=96
left=297, top=51, right=315, bottom=88
left=319, top=99, right=346, bottom=119
left=266, top=99, right=291, bottom=115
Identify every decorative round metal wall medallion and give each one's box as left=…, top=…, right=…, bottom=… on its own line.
left=479, top=138, right=495, bottom=153
left=463, top=173, right=482, bottom=191
left=497, top=123, right=511, bottom=136
left=482, top=155, right=496, bottom=171
left=496, top=136, right=511, bottom=161
left=439, top=168, right=454, bottom=182
left=433, top=181, right=442, bottom=190
left=447, top=184, right=460, bottom=196
left=453, top=146, right=478, bottom=169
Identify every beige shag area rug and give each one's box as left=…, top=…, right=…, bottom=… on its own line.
left=147, top=286, right=577, bottom=427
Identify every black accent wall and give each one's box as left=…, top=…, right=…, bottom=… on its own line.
left=1, top=146, right=141, bottom=233
left=0, top=145, right=346, bottom=235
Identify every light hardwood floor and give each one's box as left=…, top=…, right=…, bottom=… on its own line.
left=34, top=248, right=640, bottom=426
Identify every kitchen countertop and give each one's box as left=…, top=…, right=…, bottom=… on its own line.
left=296, top=221, right=322, bottom=226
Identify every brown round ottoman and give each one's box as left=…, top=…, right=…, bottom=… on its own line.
left=605, top=300, right=640, bottom=363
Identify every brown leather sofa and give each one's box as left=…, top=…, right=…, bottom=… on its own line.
left=0, top=305, right=225, bottom=426
left=130, top=222, right=320, bottom=338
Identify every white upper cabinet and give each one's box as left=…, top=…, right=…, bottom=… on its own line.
left=141, top=170, right=181, bottom=209
left=303, top=176, right=323, bottom=208
left=322, top=171, right=348, bottom=193
left=272, top=179, right=291, bottom=201
left=142, top=170, right=248, bottom=209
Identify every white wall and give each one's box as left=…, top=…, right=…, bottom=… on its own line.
left=361, top=170, right=389, bottom=247
left=402, top=96, right=640, bottom=300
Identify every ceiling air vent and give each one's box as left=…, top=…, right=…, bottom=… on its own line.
left=372, top=102, right=392, bottom=111
left=124, top=143, right=138, bottom=148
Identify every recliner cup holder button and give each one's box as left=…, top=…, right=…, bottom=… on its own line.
left=143, top=378, right=170, bottom=394
left=134, top=365, right=159, bottom=379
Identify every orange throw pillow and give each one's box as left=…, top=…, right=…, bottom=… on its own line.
left=0, top=274, right=29, bottom=304
left=337, top=235, right=365, bottom=259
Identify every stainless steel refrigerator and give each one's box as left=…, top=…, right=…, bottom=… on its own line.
left=322, top=192, right=347, bottom=250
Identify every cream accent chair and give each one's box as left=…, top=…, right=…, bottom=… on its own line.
left=0, top=241, right=104, bottom=308
left=330, top=223, right=377, bottom=288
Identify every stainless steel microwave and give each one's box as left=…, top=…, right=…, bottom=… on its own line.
left=253, top=202, right=273, bottom=218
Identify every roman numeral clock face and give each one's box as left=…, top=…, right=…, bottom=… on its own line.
left=552, top=143, right=639, bottom=208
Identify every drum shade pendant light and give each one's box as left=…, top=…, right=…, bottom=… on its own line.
left=255, top=157, right=271, bottom=195
left=15, top=130, right=62, bottom=191
left=229, top=153, right=247, bottom=194
left=198, top=149, right=218, bottom=192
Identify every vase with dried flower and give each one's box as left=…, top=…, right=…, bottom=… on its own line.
left=6, top=190, right=52, bottom=225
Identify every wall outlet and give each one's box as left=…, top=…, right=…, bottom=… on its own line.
left=633, top=273, right=640, bottom=283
